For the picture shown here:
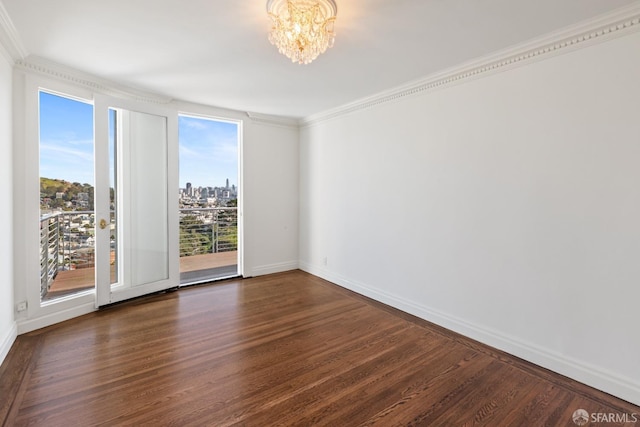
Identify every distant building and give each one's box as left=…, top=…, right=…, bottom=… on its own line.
left=76, top=193, right=90, bottom=209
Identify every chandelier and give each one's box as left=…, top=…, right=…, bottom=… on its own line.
left=267, top=0, right=337, bottom=65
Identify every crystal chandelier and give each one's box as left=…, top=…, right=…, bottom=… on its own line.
left=267, top=0, right=337, bottom=65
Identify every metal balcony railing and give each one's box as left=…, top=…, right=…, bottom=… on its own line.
left=179, top=207, right=238, bottom=257
left=39, top=211, right=96, bottom=298
left=39, top=207, right=238, bottom=298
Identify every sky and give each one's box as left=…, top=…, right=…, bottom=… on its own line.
left=39, top=92, right=95, bottom=185
left=178, top=115, right=238, bottom=189
left=39, top=91, right=238, bottom=189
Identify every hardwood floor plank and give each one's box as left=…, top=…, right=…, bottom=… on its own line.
left=0, top=335, right=41, bottom=426
left=2, top=270, right=638, bottom=426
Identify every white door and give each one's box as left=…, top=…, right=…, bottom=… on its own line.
left=95, top=96, right=179, bottom=306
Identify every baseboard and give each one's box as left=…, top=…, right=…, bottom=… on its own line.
left=17, top=302, right=96, bottom=334
left=299, top=261, right=640, bottom=406
left=248, top=261, right=299, bottom=277
left=0, top=321, right=17, bottom=366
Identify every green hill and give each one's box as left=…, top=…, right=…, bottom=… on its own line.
left=40, top=178, right=94, bottom=210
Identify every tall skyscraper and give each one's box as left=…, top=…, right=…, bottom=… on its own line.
left=226, top=178, right=229, bottom=189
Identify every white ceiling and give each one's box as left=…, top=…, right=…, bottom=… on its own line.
left=2, top=0, right=638, bottom=118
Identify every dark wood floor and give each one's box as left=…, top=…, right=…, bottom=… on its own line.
left=1, top=270, right=638, bottom=426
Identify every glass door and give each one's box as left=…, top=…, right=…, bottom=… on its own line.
left=38, top=90, right=96, bottom=302
left=95, top=96, right=179, bottom=306
left=178, top=114, right=240, bottom=285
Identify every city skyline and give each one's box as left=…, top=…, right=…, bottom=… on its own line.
left=39, top=92, right=239, bottom=189
left=180, top=183, right=236, bottom=191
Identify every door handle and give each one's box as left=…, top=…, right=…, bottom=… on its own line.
left=99, top=219, right=108, bottom=229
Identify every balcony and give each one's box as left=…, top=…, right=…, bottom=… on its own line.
left=39, top=208, right=238, bottom=301
left=178, top=207, right=238, bottom=283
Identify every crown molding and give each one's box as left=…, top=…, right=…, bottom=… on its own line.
left=0, top=0, right=27, bottom=62
left=246, top=111, right=299, bottom=128
left=15, top=56, right=173, bottom=105
left=301, top=2, right=640, bottom=127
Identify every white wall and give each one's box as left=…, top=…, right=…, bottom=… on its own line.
left=0, top=50, right=16, bottom=364
left=243, top=120, right=299, bottom=276
left=299, top=30, right=640, bottom=405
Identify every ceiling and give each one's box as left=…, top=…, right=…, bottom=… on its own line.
left=2, top=0, right=637, bottom=118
